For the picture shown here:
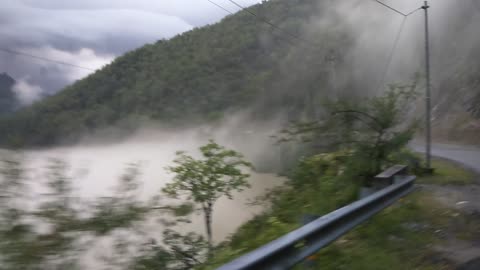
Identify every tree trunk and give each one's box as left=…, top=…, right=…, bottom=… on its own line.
left=203, top=202, right=213, bottom=256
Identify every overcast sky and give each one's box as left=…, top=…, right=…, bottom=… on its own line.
left=1, top=0, right=476, bottom=105
left=0, top=0, right=261, bottom=105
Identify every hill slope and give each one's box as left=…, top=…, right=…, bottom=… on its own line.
left=0, top=0, right=479, bottom=147
left=0, top=0, right=351, bottom=146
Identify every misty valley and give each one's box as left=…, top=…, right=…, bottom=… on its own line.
left=0, top=124, right=286, bottom=268
left=0, top=0, right=479, bottom=269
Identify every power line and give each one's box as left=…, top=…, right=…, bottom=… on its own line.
left=225, top=0, right=317, bottom=47
left=0, top=47, right=96, bottom=71
left=206, top=0, right=234, bottom=14
left=406, top=7, right=422, bottom=16
left=375, top=17, right=407, bottom=93
left=374, top=0, right=408, bottom=16
left=204, top=0, right=297, bottom=48
left=372, top=1, right=422, bottom=93
left=373, top=0, right=422, bottom=17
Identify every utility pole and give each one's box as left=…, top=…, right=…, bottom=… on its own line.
left=422, top=1, right=432, bottom=170
left=374, top=0, right=432, bottom=171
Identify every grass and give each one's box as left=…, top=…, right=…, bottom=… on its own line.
left=453, top=213, right=480, bottom=241
left=419, top=158, right=475, bottom=185
left=295, top=190, right=459, bottom=270
left=203, top=155, right=477, bottom=270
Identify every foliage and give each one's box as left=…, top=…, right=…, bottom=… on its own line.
left=0, top=157, right=157, bottom=269
left=203, top=153, right=475, bottom=270
left=202, top=152, right=357, bottom=268
left=279, top=86, right=419, bottom=184
left=163, top=230, right=209, bottom=270
left=130, top=243, right=171, bottom=270
left=128, top=230, right=208, bottom=270
left=0, top=141, right=254, bottom=269
left=163, top=140, right=253, bottom=248
left=0, top=0, right=354, bottom=147
left=418, top=158, right=475, bottom=185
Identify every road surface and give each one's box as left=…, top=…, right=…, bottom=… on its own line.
left=411, top=143, right=480, bottom=173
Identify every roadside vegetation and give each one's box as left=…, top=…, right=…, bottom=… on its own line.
left=0, top=87, right=477, bottom=270
left=203, top=155, right=477, bottom=270
left=0, top=141, right=253, bottom=270
left=419, top=158, right=475, bottom=185
left=199, top=87, right=478, bottom=269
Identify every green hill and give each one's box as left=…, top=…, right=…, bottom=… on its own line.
left=0, top=0, right=352, bottom=147
left=0, top=0, right=479, bottom=147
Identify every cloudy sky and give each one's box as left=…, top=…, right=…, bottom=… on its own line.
left=0, top=0, right=261, bottom=104
left=2, top=0, right=477, bottom=105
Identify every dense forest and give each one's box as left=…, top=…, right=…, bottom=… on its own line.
left=0, top=0, right=346, bottom=146
left=0, top=0, right=479, bottom=147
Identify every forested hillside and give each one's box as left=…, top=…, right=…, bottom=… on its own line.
left=0, top=0, right=479, bottom=147
left=0, top=0, right=350, bottom=146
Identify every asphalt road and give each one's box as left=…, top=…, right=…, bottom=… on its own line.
left=411, top=143, right=480, bottom=173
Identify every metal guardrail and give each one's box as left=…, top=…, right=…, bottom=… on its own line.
left=217, top=166, right=416, bottom=270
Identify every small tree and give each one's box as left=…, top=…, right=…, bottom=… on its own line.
left=163, top=140, right=253, bottom=250
left=278, top=84, right=418, bottom=185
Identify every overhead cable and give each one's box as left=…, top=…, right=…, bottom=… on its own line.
left=206, top=0, right=234, bottom=14
left=373, top=1, right=422, bottom=93
left=375, top=17, right=407, bottom=93
left=204, top=0, right=298, bottom=47
left=225, top=0, right=318, bottom=47
left=374, top=0, right=422, bottom=17
left=0, top=47, right=96, bottom=71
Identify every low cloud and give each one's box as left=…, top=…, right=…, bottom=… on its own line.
left=22, top=47, right=115, bottom=82
left=0, top=0, right=261, bottom=101
left=13, top=79, right=44, bottom=105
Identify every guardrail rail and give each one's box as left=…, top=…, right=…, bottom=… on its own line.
left=217, top=165, right=416, bottom=270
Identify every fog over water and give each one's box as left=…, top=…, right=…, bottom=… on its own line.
left=3, top=1, right=479, bottom=267
left=10, top=114, right=287, bottom=243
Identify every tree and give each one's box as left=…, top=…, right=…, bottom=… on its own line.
left=128, top=230, right=208, bottom=270
left=278, top=84, right=418, bottom=185
left=0, top=154, right=221, bottom=269
left=162, top=230, right=209, bottom=270
left=163, top=140, right=253, bottom=250
left=0, top=157, right=160, bottom=270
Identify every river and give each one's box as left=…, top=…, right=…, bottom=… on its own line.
left=2, top=122, right=287, bottom=240
left=0, top=122, right=288, bottom=268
